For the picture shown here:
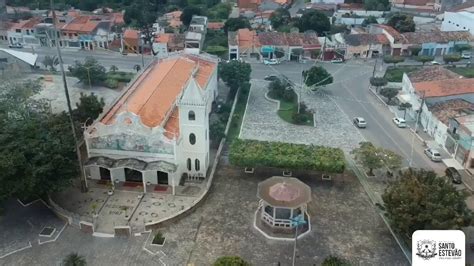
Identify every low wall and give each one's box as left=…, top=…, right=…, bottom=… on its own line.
left=114, top=226, right=131, bottom=237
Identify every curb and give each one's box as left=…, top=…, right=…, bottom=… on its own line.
left=368, top=87, right=388, bottom=108
left=408, top=128, right=425, bottom=143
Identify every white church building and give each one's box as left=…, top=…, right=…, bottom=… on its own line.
left=83, top=53, right=218, bottom=195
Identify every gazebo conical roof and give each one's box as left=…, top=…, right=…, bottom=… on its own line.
left=257, top=176, right=311, bottom=208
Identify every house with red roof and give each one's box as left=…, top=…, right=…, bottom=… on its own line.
left=343, top=33, right=389, bottom=59
left=83, top=53, right=218, bottom=194
left=7, top=17, right=42, bottom=47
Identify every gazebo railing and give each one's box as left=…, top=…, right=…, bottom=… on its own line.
left=262, top=211, right=293, bottom=228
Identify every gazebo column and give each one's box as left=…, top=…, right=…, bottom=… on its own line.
left=272, top=205, right=276, bottom=226
left=142, top=171, right=147, bottom=193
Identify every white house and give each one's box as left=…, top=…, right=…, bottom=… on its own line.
left=441, top=11, right=474, bottom=35
left=84, top=53, right=218, bottom=195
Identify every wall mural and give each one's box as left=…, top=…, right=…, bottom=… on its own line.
left=89, top=133, right=174, bottom=155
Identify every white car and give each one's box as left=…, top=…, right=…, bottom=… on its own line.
left=331, top=58, right=344, bottom=63
left=431, top=60, right=441, bottom=65
left=461, top=52, right=471, bottom=59
left=424, top=148, right=442, bottom=162
left=264, top=59, right=279, bottom=65
left=392, top=117, right=407, bottom=128
left=353, top=117, right=367, bottom=128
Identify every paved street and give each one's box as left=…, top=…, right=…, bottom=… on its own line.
left=250, top=60, right=445, bottom=173
left=1, top=45, right=153, bottom=71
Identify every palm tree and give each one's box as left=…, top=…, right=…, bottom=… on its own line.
left=399, top=102, right=412, bottom=119
left=133, top=64, right=141, bottom=72
left=63, top=253, right=86, bottom=266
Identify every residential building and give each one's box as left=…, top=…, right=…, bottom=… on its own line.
left=152, top=33, right=185, bottom=58
left=343, top=33, right=389, bottom=59
left=369, top=24, right=409, bottom=56
left=84, top=53, right=219, bottom=194
left=0, top=21, right=11, bottom=43
left=311, top=0, right=344, bottom=4
left=441, top=11, right=474, bottom=35
left=434, top=0, right=464, bottom=12
left=399, top=66, right=464, bottom=120
left=34, top=23, right=61, bottom=47
left=60, top=15, right=100, bottom=50
left=121, top=29, right=140, bottom=54
left=207, top=22, right=224, bottom=31
left=238, top=0, right=262, bottom=10
left=7, top=17, right=42, bottom=47
left=0, top=48, right=38, bottom=73
left=228, top=28, right=259, bottom=60
left=446, top=114, right=474, bottom=172
left=184, top=15, right=208, bottom=54
left=402, top=30, right=473, bottom=56
left=159, top=11, right=183, bottom=29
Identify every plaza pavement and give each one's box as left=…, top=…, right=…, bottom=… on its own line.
left=240, top=79, right=365, bottom=153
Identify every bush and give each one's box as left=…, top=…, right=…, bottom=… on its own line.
left=322, top=255, right=351, bottom=266
left=292, top=112, right=311, bottom=125
left=152, top=231, right=165, bottom=245
left=104, top=78, right=119, bottom=89
left=229, top=139, right=345, bottom=173
left=107, top=71, right=134, bottom=82
left=283, top=89, right=296, bottom=101
left=214, top=256, right=250, bottom=266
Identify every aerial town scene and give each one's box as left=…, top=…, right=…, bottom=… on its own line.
left=0, top=0, right=473, bottom=265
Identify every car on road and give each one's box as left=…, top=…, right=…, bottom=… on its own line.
left=264, top=75, right=278, bottom=81
left=331, top=58, right=344, bottom=63
left=392, top=117, right=407, bottom=128
left=353, top=117, right=367, bottom=128
left=445, top=167, right=462, bottom=184
left=264, top=59, right=279, bottom=65
left=462, top=52, right=471, bottom=59
left=8, top=43, right=23, bottom=48
left=424, top=148, right=442, bottom=162
left=431, top=60, right=441, bottom=65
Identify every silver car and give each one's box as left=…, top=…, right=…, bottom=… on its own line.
left=353, top=117, right=367, bottom=128
left=424, top=148, right=442, bottom=162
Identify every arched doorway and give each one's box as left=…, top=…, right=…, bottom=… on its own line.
left=157, top=171, right=169, bottom=185
left=124, top=168, right=143, bottom=183
left=99, top=167, right=111, bottom=180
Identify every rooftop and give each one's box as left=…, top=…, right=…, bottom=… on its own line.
left=344, top=33, right=389, bottom=46
left=257, top=176, right=311, bottom=208
left=407, top=66, right=462, bottom=83
left=402, top=30, right=473, bottom=44
left=372, top=24, right=404, bottom=43
left=428, top=99, right=474, bottom=125
left=100, top=54, right=216, bottom=130
left=62, top=16, right=99, bottom=33
left=207, top=22, right=224, bottom=30
left=413, top=78, right=474, bottom=98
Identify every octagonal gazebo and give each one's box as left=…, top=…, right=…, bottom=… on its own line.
left=256, top=176, right=311, bottom=237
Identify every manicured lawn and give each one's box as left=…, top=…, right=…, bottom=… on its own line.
left=384, top=66, right=420, bottom=82
left=449, top=66, right=474, bottom=78
left=268, top=90, right=314, bottom=126
left=105, top=71, right=135, bottom=89
left=226, top=87, right=250, bottom=141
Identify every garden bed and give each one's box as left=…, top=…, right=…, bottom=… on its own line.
left=383, top=66, right=420, bottom=82
left=268, top=90, right=314, bottom=126
left=105, top=71, right=135, bottom=89
left=449, top=66, right=474, bottom=78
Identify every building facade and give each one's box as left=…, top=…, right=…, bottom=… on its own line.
left=441, top=11, right=474, bottom=35
left=84, top=53, right=218, bottom=194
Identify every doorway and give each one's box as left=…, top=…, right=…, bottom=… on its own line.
left=124, top=168, right=143, bottom=183
left=157, top=171, right=169, bottom=185
left=99, top=167, right=111, bottom=180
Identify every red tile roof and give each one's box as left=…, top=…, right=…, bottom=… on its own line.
left=413, top=78, right=474, bottom=98
left=62, top=16, right=99, bottom=33
left=207, top=22, right=224, bottom=30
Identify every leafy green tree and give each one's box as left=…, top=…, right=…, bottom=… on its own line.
left=63, top=253, right=87, bottom=266
left=386, top=13, right=415, bottom=33
left=296, top=10, right=330, bottom=35
left=443, top=54, right=462, bottom=64
left=303, top=66, right=333, bottom=88
left=268, top=78, right=290, bottom=98
left=109, top=65, right=118, bottom=72
left=218, top=60, right=252, bottom=97
left=224, top=17, right=251, bottom=33
left=399, top=102, right=412, bottom=119
left=210, top=120, right=226, bottom=143
left=369, top=77, right=387, bottom=92
left=383, top=55, right=405, bottom=66
left=364, top=0, right=390, bottom=11
left=69, top=57, right=107, bottom=86
left=409, top=46, right=422, bottom=56
left=270, top=8, right=291, bottom=30
left=330, top=24, right=348, bottom=35
left=42, top=55, right=59, bottom=71
left=207, top=3, right=231, bottom=20
left=454, top=43, right=472, bottom=54
left=361, top=15, right=378, bottom=26
left=379, top=87, right=398, bottom=104
left=213, top=256, right=250, bottom=266
left=73, top=93, right=105, bottom=127
left=415, top=55, right=434, bottom=65
left=133, top=64, right=142, bottom=72
left=0, top=80, right=78, bottom=203
left=322, top=255, right=351, bottom=266
left=180, top=6, right=203, bottom=26
left=383, top=168, right=472, bottom=239
left=351, top=142, right=401, bottom=176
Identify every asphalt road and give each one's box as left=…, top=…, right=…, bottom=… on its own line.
left=250, top=59, right=445, bottom=174
left=2, top=45, right=154, bottom=71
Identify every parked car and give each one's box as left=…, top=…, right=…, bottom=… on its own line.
left=445, top=167, right=462, bottom=184
left=462, top=52, right=471, bottom=59
left=392, top=117, right=407, bottom=128
left=264, top=75, right=278, bottom=81
left=424, top=148, right=442, bottom=162
left=331, top=58, right=343, bottom=63
left=353, top=117, right=367, bottom=128
left=264, top=59, right=279, bottom=65
left=431, top=60, right=440, bottom=65
left=8, top=43, right=23, bottom=48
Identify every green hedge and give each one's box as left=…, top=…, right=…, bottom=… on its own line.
left=229, top=139, right=345, bottom=173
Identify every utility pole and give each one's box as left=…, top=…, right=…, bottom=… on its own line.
left=372, top=58, right=377, bottom=77
left=139, top=30, right=144, bottom=68
left=50, top=0, right=87, bottom=192
left=409, top=90, right=425, bottom=167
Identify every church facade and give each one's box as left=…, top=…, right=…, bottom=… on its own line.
left=83, top=53, right=218, bottom=194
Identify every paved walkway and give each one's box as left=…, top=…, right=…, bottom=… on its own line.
left=240, top=80, right=364, bottom=153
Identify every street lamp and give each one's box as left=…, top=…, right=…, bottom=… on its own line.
left=291, top=214, right=307, bottom=266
